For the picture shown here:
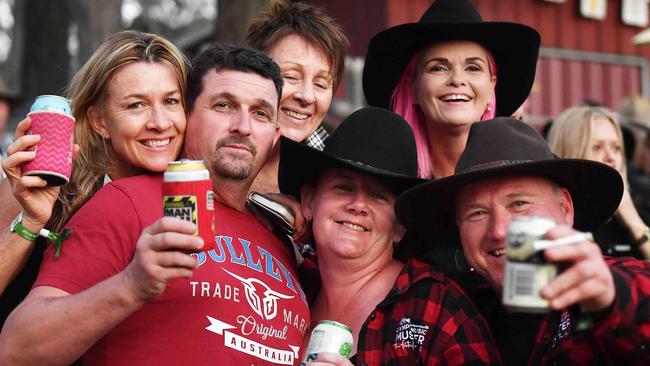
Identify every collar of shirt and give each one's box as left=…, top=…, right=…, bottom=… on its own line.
left=301, top=125, right=329, bottom=151
left=377, top=258, right=447, bottom=307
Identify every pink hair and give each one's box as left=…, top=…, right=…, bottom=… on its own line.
left=390, top=48, right=497, bottom=178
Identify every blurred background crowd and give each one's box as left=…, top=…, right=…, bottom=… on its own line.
left=3, top=0, right=650, bottom=254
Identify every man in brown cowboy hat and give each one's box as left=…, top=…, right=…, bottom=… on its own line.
left=396, top=118, right=650, bottom=365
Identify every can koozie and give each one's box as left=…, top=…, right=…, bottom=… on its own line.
left=163, top=179, right=215, bottom=251
left=22, top=111, right=75, bottom=186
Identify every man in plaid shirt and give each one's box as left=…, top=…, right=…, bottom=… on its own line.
left=397, top=118, right=650, bottom=365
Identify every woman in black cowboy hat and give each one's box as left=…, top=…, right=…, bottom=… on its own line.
left=363, top=0, right=540, bottom=179
left=279, top=107, right=501, bottom=365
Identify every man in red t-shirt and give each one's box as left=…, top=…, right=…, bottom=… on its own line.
left=0, top=45, right=309, bottom=365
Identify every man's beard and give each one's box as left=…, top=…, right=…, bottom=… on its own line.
left=211, top=135, right=257, bottom=180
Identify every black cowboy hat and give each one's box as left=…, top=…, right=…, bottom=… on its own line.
left=395, top=117, right=623, bottom=245
left=363, top=0, right=540, bottom=116
left=279, top=107, right=425, bottom=200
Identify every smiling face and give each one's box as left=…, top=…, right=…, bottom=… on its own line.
left=414, top=40, right=496, bottom=128
left=184, top=69, right=279, bottom=184
left=91, top=61, right=186, bottom=179
left=455, top=176, right=574, bottom=290
left=584, top=115, right=624, bottom=172
left=301, top=169, right=405, bottom=262
left=267, top=34, right=334, bottom=142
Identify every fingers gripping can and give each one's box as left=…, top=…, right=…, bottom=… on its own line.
left=503, top=216, right=557, bottom=313
left=163, top=160, right=215, bottom=251
left=303, top=320, right=353, bottom=362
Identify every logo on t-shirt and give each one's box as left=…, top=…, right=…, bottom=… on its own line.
left=192, top=231, right=308, bottom=364
left=223, top=268, right=294, bottom=320
left=393, top=317, right=429, bottom=350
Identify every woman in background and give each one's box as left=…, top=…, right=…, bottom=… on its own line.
left=547, top=105, right=650, bottom=259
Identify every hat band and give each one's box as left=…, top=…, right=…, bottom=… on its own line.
left=460, top=159, right=535, bottom=173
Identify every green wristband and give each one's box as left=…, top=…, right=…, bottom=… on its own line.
left=10, top=213, right=39, bottom=242
left=11, top=221, right=39, bottom=241
left=10, top=212, right=73, bottom=257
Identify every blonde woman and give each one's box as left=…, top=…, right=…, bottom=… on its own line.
left=0, top=31, right=188, bottom=305
left=547, top=105, right=650, bottom=259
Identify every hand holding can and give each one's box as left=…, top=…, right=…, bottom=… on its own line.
left=303, top=320, right=353, bottom=363
left=541, top=226, right=614, bottom=312
left=503, top=217, right=595, bottom=313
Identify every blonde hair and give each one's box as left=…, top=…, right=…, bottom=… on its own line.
left=547, top=105, right=626, bottom=176
left=49, top=30, right=189, bottom=231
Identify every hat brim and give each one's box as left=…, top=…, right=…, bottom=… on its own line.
left=278, top=136, right=426, bottom=200
left=396, top=159, right=623, bottom=246
left=363, top=21, right=540, bottom=116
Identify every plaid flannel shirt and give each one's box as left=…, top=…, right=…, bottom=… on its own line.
left=466, top=256, right=650, bottom=365
left=531, top=256, right=650, bottom=365
left=302, top=125, right=329, bottom=151
left=355, top=258, right=502, bottom=365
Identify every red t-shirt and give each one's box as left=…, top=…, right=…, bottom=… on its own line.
left=35, top=174, right=310, bottom=365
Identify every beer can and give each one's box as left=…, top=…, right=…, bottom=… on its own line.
left=303, top=320, right=353, bottom=361
left=503, top=216, right=557, bottom=313
left=30, top=95, right=72, bottom=115
left=163, top=160, right=215, bottom=251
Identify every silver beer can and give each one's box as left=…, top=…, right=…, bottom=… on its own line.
left=303, top=320, right=353, bottom=361
left=503, top=216, right=557, bottom=313
left=30, top=95, right=72, bottom=115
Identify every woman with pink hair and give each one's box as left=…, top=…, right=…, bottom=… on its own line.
left=363, top=0, right=540, bottom=178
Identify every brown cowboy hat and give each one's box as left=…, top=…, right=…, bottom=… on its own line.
left=279, top=106, right=425, bottom=200
left=363, top=0, right=540, bottom=116
left=395, top=117, right=623, bottom=244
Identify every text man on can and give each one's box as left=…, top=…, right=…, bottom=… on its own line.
left=396, top=117, right=650, bottom=365
left=0, top=45, right=310, bottom=365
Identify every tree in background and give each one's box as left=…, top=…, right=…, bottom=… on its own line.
left=1, top=0, right=275, bottom=126
left=71, top=0, right=124, bottom=69
left=16, top=0, right=72, bottom=118
left=10, top=0, right=124, bottom=119
left=214, top=0, right=269, bottom=45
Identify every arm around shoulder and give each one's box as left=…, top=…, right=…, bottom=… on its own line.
left=0, top=273, right=146, bottom=365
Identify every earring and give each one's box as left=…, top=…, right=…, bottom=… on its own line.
left=486, top=105, right=493, bottom=112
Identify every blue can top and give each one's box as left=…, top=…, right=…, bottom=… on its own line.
left=30, top=95, right=72, bottom=115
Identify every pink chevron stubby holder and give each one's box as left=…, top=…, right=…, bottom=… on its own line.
left=23, top=111, right=75, bottom=186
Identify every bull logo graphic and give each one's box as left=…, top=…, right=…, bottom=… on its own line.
left=223, top=268, right=294, bottom=320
